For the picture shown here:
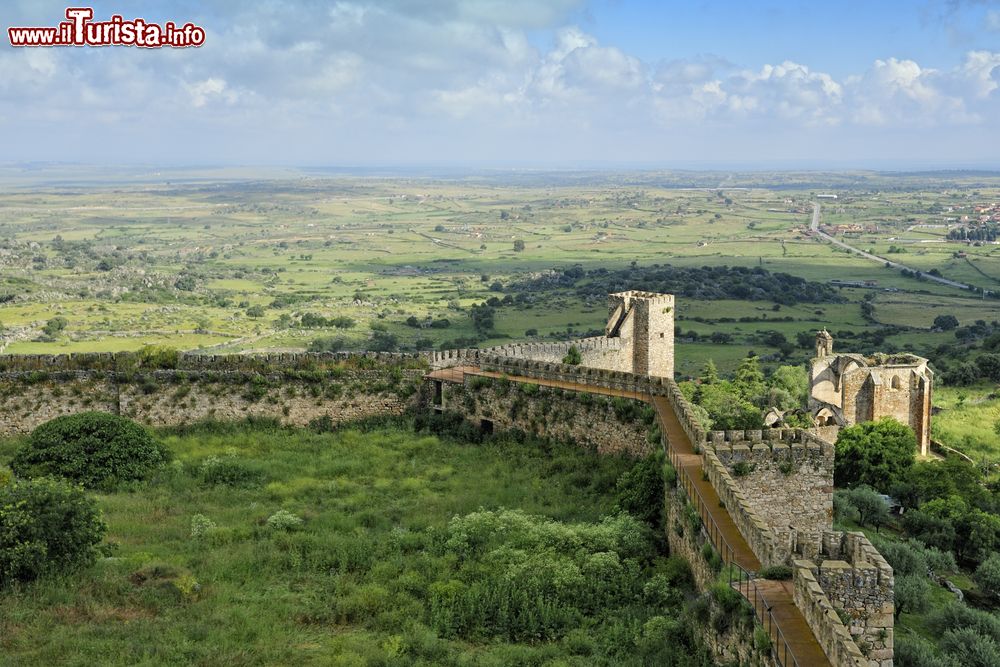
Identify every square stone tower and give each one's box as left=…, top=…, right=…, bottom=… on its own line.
left=605, top=291, right=674, bottom=378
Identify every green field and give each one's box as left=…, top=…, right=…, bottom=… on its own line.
left=2, top=170, right=998, bottom=378
left=931, top=386, right=1000, bottom=461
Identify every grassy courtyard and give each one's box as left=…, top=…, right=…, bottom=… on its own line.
left=0, top=419, right=702, bottom=666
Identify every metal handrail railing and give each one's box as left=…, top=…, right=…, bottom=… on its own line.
left=655, top=397, right=802, bottom=667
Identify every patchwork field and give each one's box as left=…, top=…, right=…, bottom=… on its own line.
left=1, top=168, right=999, bottom=451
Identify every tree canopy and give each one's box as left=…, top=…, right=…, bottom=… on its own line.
left=834, top=418, right=916, bottom=491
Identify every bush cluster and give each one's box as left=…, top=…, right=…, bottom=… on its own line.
left=11, top=412, right=168, bottom=489
left=0, top=477, right=105, bottom=586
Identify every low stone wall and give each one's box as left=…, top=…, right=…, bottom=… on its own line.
left=0, top=363, right=425, bottom=435
left=0, top=351, right=427, bottom=373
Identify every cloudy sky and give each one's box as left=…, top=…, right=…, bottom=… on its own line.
left=2, top=0, right=999, bottom=168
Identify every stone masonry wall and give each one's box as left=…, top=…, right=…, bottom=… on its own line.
left=793, top=561, right=868, bottom=667
left=0, top=347, right=893, bottom=666
left=0, top=361, right=425, bottom=435
left=812, top=532, right=894, bottom=667
left=701, top=446, right=792, bottom=567
left=711, top=430, right=835, bottom=537
left=434, top=374, right=653, bottom=457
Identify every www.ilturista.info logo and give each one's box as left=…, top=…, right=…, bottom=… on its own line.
left=8, top=7, right=205, bottom=48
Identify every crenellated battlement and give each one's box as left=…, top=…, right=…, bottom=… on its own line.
left=793, top=531, right=894, bottom=667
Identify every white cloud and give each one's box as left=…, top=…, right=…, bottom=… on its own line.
left=845, top=55, right=997, bottom=126
left=185, top=78, right=238, bottom=108
left=959, top=50, right=1000, bottom=98
left=0, top=1, right=997, bottom=163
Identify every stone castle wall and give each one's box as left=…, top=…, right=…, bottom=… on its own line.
left=426, top=290, right=675, bottom=378
left=711, top=430, right=835, bottom=537
left=794, top=531, right=894, bottom=667
left=0, top=341, right=892, bottom=666
left=0, top=353, right=426, bottom=435
left=434, top=374, right=653, bottom=457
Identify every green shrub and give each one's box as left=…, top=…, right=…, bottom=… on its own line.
left=137, top=345, right=179, bottom=370
left=894, top=574, right=932, bottom=618
left=974, top=553, right=1000, bottom=600
left=662, top=462, right=677, bottom=487
left=731, top=461, right=754, bottom=477
left=0, top=477, right=105, bottom=586
left=198, top=455, right=265, bottom=487
left=657, top=555, right=695, bottom=591
left=753, top=625, right=773, bottom=654
left=940, top=627, right=1000, bottom=667
left=308, top=414, right=336, bottom=433
left=614, top=453, right=664, bottom=530
left=758, top=565, right=793, bottom=580
left=0, top=467, right=13, bottom=488
left=927, top=602, right=1000, bottom=643
left=266, top=509, right=304, bottom=531
left=190, top=514, right=217, bottom=540
left=894, top=635, right=956, bottom=667
left=130, top=562, right=201, bottom=601
left=709, top=581, right=746, bottom=633
left=11, top=412, right=169, bottom=489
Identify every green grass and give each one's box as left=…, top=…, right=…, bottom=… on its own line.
left=931, top=385, right=1000, bottom=461
left=0, top=421, right=694, bottom=666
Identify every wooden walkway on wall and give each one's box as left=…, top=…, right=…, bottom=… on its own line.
left=652, top=395, right=831, bottom=667
left=426, top=366, right=832, bottom=667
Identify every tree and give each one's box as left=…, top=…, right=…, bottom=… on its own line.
left=39, top=316, right=68, bottom=341
left=894, top=574, right=931, bottom=619
left=844, top=486, right=889, bottom=530
left=512, top=239, right=525, bottom=252
left=470, top=304, right=495, bottom=334
left=11, top=412, right=169, bottom=490
left=308, top=336, right=344, bottom=353
left=933, top=314, right=960, bottom=331
left=733, top=355, right=766, bottom=405
left=698, top=382, right=764, bottom=430
left=562, top=345, right=582, bottom=365
left=977, top=354, right=1000, bottom=382
left=699, top=360, right=719, bottom=385
left=0, top=477, right=105, bottom=586
left=913, top=496, right=1000, bottom=565
left=974, top=553, right=1000, bottom=600
left=769, top=365, right=808, bottom=404
left=369, top=331, right=399, bottom=352
left=614, top=454, right=665, bottom=530
left=834, top=418, right=916, bottom=491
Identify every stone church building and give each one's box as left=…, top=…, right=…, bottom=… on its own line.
left=809, top=330, right=933, bottom=455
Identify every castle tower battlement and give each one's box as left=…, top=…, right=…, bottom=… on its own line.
left=605, top=291, right=674, bottom=378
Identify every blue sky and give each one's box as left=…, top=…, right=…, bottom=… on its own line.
left=1, top=0, right=999, bottom=168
